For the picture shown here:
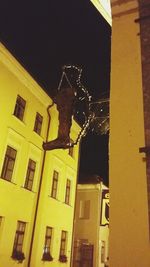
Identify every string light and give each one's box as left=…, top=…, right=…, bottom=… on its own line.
left=58, top=64, right=109, bottom=145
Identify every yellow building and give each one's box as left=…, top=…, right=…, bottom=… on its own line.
left=110, top=0, right=150, bottom=266
left=0, top=43, right=80, bottom=267
left=72, top=179, right=109, bottom=267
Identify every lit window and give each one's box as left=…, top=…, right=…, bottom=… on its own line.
left=12, top=221, right=26, bottom=262
left=65, top=179, right=71, bottom=205
left=59, top=231, right=67, bottom=262
left=34, top=112, right=43, bottom=135
left=13, top=95, right=26, bottom=121
left=24, top=159, right=36, bottom=190
left=79, top=200, right=90, bottom=219
left=51, top=170, right=58, bottom=199
left=42, top=227, right=53, bottom=261
left=1, top=146, right=17, bottom=181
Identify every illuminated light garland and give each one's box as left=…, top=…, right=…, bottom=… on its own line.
left=57, top=64, right=109, bottom=144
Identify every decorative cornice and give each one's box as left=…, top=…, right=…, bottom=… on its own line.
left=111, top=0, right=139, bottom=18
left=0, top=43, right=52, bottom=107
left=111, top=0, right=135, bottom=7
left=113, top=7, right=138, bottom=18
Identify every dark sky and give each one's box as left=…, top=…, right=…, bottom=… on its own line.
left=0, top=0, right=111, bottom=185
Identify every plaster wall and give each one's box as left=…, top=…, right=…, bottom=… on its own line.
left=109, top=3, right=150, bottom=266
left=0, top=43, right=80, bottom=267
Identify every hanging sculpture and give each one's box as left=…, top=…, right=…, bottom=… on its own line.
left=43, top=65, right=109, bottom=151
left=42, top=86, right=76, bottom=150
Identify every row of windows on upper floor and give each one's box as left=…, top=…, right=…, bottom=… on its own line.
left=12, top=94, right=74, bottom=157
left=14, top=94, right=43, bottom=135
left=0, top=217, right=68, bottom=263
left=0, top=145, right=72, bottom=205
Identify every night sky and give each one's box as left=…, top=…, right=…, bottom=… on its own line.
left=0, top=1, right=111, bottom=185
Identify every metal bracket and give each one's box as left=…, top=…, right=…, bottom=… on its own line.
left=139, top=146, right=150, bottom=154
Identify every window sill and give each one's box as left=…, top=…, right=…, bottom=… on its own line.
left=12, top=115, right=26, bottom=126
left=42, top=252, right=53, bottom=261
left=33, top=130, right=44, bottom=140
left=59, top=255, right=67, bottom=263
left=48, top=195, right=60, bottom=201
left=11, top=251, right=25, bottom=263
left=79, top=217, right=90, bottom=220
left=63, top=202, right=72, bottom=207
left=0, top=177, right=17, bottom=185
left=68, top=154, right=75, bottom=160
left=48, top=197, right=73, bottom=206
left=21, top=186, right=36, bottom=193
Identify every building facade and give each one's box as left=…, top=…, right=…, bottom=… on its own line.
left=110, top=0, right=150, bottom=266
left=0, top=43, right=80, bottom=267
left=72, top=181, right=109, bottom=267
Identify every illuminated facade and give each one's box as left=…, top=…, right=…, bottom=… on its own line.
left=110, top=0, right=150, bottom=266
left=72, top=181, right=109, bottom=267
left=0, top=43, right=80, bottom=267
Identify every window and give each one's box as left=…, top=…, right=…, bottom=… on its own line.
left=1, top=146, right=17, bottom=181
left=12, top=221, right=26, bottom=262
left=0, top=216, right=3, bottom=237
left=59, top=231, right=67, bottom=262
left=24, top=159, right=36, bottom=190
left=101, top=240, right=106, bottom=263
left=13, top=95, right=26, bottom=121
left=79, top=200, right=90, bottom=219
left=42, top=227, right=53, bottom=261
left=65, top=179, right=71, bottom=204
left=68, top=140, right=74, bottom=157
left=34, top=112, right=43, bottom=135
left=0, top=216, right=2, bottom=227
left=51, top=170, right=59, bottom=199
left=43, top=227, right=52, bottom=253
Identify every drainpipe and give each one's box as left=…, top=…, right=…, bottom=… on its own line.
left=28, top=102, right=54, bottom=267
left=70, top=139, right=82, bottom=267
